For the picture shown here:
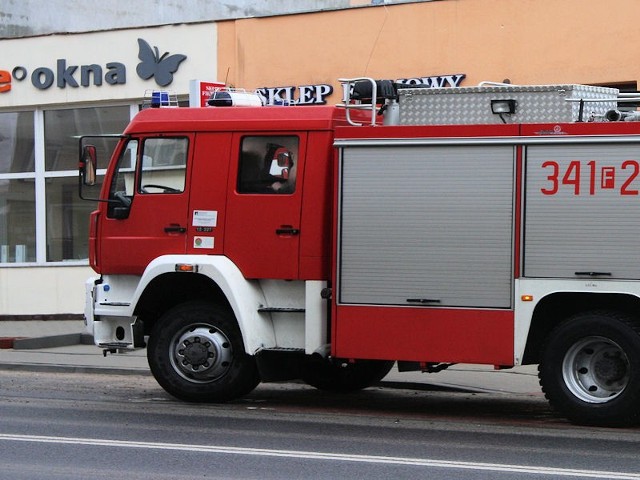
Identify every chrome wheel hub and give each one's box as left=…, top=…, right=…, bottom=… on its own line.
left=563, top=336, right=630, bottom=403
left=170, top=325, right=233, bottom=383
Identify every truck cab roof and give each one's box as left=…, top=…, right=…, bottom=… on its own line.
left=126, top=105, right=357, bottom=134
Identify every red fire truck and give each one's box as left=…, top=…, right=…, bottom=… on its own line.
left=79, top=80, right=640, bottom=426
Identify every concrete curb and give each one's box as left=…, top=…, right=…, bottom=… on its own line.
left=0, top=362, right=151, bottom=376
left=0, top=337, right=23, bottom=349
left=12, top=333, right=94, bottom=350
left=0, top=360, right=474, bottom=393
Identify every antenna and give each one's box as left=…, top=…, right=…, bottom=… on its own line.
left=363, top=5, right=389, bottom=76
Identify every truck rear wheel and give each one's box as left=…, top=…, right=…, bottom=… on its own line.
left=302, top=358, right=394, bottom=392
left=147, top=301, right=260, bottom=402
left=538, top=310, right=640, bottom=426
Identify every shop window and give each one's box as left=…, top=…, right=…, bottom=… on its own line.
left=45, top=177, right=95, bottom=261
left=44, top=106, right=129, bottom=171
left=0, top=105, right=131, bottom=264
left=237, top=136, right=298, bottom=194
left=42, top=105, right=130, bottom=262
left=0, top=179, right=36, bottom=262
left=0, top=111, right=36, bottom=263
left=0, top=112, right=34, bottom=173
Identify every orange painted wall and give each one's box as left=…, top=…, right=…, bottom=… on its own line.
left=218, top=0, right=640, bottom=102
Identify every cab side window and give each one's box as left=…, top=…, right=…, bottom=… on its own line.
left=139, top=137, right=188, bottom=194
left=237, top=136, right=298, bottom=194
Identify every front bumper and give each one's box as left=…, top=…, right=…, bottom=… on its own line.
left=84, top=276, right=143, bottom=350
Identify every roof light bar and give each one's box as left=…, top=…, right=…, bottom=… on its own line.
left=207, top=89, right=263, bottom=107
left=142, top=90, right=179, bottom=108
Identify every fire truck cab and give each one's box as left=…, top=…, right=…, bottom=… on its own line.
left=80, top=82, right=640, bottom=426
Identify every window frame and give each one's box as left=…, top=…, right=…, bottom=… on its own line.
left=137, top=136, right=189, bottom=195
left=0, top=103, right=137, bottom=266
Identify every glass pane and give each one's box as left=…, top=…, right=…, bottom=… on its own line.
left=0, top=178, right=36, bottom=262
left=106, top=139, right=137, bottom=218
left=139, top=137, right=187, bottom=193
left=0, top=111, right=35, bottom=173
left=44, top=106, right=130, bottom=171
left=46, top=176, right=99, bottom=261
left=110, top=139, right=138, bottom=197
left=238, top=136, right=298, bottom=194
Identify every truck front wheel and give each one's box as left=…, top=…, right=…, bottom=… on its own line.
left=538, top=310, right=640, bottom=426
left=147, top=301, right=260, bottom=402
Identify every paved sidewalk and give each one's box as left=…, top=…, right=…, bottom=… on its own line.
left=0, top=320, right=544, bottom=396
left=0, top=320, right=149, bottom=375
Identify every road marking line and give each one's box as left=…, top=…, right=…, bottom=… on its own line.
left=0, top=433, right=637, bottom=479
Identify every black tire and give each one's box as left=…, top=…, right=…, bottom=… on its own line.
left=147, top=301, right=260, bottom=402
left=302, top=358, right=395, bottom=392
left=538, top=310, right=640, bottom=427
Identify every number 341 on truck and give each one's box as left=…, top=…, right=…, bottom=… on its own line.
left=79, top=80, right=640, bottom=427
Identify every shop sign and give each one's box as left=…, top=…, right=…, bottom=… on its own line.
left=256, top=74, right=466, bottom=106
left=0, top=38, right=187, bottom=94
left=395, top=74, right=466, bottom=87
left=257, top=85, right=333, bottom=106
left=189, top=80, right=226, bottom=107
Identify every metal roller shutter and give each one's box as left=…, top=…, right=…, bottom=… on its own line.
left=338, top=144, right=515, bottom=308
left=524, top=143, right=640, bottom=279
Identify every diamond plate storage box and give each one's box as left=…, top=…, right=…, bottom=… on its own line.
left=398, top=84, right=619, bottom=125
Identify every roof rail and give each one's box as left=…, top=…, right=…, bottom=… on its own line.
left=337, top=77, right=380, bottom=126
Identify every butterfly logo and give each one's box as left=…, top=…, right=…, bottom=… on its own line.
left=136, top=38, right=187, bottom=87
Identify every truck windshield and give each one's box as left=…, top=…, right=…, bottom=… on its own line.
left=107, top=139, right=138, bottom=217
left=110, top=139, right=138, bottom=199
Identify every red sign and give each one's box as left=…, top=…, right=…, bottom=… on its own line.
left=0, top=70, right=11, bottom=92
left=189, top=80, right=225, bottom=107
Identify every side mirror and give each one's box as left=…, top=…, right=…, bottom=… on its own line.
left=81, top=145, right=97, bottom=186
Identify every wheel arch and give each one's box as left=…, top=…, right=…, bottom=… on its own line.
left=132, top=255, right=276, bottom=354
left=522, top=291, right=640, bottom=364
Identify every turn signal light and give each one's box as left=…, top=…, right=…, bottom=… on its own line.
left=175, top=264, right=198, bottom=273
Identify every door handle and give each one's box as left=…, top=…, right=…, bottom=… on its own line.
left=164, top=224, right=187, bottom=234
left=406, top=298, right=441, bottom=304
left=276, top=226, right=300, bottom=235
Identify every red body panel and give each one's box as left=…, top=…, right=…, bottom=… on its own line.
left=333, top=305, right=514, bottom=365
left=88, top=210, right=99, bottom=271
left=334, top=123, right=521, bottom=140
left=124, top=106, right=353, bottom=135
left=519, top=121, right=640, bottom=137
left=298, top=131, right=336, bottom=279
left=185, top=133, right=232, bottom=257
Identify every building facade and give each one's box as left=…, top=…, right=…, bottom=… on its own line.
left=0, top=23, right=219, bottom=316
left=1, top=0, right=640, bottom=316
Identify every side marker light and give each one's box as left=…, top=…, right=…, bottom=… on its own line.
left=175, top=264, right=198, bottom=273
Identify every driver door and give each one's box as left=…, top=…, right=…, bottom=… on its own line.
left=98, top=135, right=192, bottom=275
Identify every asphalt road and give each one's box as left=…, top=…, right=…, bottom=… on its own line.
left=1, top=370, right=640, bottom=479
